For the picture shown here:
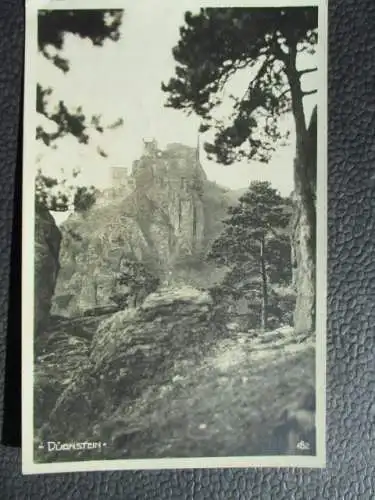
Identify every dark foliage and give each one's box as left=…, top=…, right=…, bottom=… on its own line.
left=110, top=258, right=160, bottom=309
left=38, top=10, right=123, bottom=57
left=36, top=10, right=124, bottom=213
left=37, top=10, right=123, bottom=145
left=162, top=7, right=317, bottom=164
left=208, top=181, right=293, bottom=329
left=35, top=169, right=98, bottom=212
left=73, top=186, right=98, bottom=213
left=36, top=84, right=89, bottom=146
left=35, top=169, right=69, bottom=212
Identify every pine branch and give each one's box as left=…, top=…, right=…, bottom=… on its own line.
left=216, top=58, right=254, bottom=90
left=244, top=55, right=276, bottom=102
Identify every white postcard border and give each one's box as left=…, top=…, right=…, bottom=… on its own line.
left=22, top=0, right=328, bottom=474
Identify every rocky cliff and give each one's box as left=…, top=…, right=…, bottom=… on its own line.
left=34, top=203, right=62, bottom=336
left=52, top=143, right=236, bottom=316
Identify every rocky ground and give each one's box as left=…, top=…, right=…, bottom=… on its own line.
left=34, top=286, right=316, bottom=463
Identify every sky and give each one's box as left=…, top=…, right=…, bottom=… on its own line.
left=36, top=4, right=318, bottom=217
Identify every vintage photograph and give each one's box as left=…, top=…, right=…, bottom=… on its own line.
left=22, top=0, right=327, bottom=473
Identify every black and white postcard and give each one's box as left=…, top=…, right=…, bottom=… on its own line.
left=22, top=0, right=327, bottom=474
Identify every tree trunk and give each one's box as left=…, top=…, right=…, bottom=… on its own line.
left=286, top=47, right=316, bottom=335
left=192, top=202, right=197, bottom=250
left=178, top=198, right=182, bottom=230
left=93, top=280, right=98, bottom=306
left=260, top=237, right=268, bottom=331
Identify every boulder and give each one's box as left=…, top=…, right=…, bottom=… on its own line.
left=89, top=286, right=216, bottom=393
left=34, top=288, right=316, bottom=461
left=37, top=286, right=224, bottom=448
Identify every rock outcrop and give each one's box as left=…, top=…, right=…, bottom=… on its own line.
left=34, top=203, right=62, bottom=335
left=34, top=289, right=315, bottom=461
left=36, top=286, right=225, bottom=454
left=52, top=143, right=235, bottom=317
left=90, top=286, right=217, bottom=397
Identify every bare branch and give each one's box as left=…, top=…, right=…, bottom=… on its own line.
left=298, top=67, right=317, bottom=76
left=237, top=55, right=275, bottom=105
left=302, top=89, right=317, bottom=96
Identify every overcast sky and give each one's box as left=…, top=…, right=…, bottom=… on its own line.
left=36, top=5, right=318, bottom=203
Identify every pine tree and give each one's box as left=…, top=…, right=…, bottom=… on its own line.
left=162, top=7, right=318, bottom=333
left=110, top=258, right=160, bottom=309
left=208, top=181, right=292, bottom=330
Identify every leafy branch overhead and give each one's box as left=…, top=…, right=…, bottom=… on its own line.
left=38, top=10, right=123, bottom=71
left=35, top=169, right=98, bottom=212
left=162, top=7, right=318, bottom=164
left=37, top=9, right=124, bottom=146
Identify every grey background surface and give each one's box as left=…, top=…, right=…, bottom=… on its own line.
left=0, top=0, right=374, bottom=498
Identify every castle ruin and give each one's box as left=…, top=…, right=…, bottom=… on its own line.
left=110, top=166, right=129, bottom=187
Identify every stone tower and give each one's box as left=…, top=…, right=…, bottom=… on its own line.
left=143, top=138, right=159, bottom=157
